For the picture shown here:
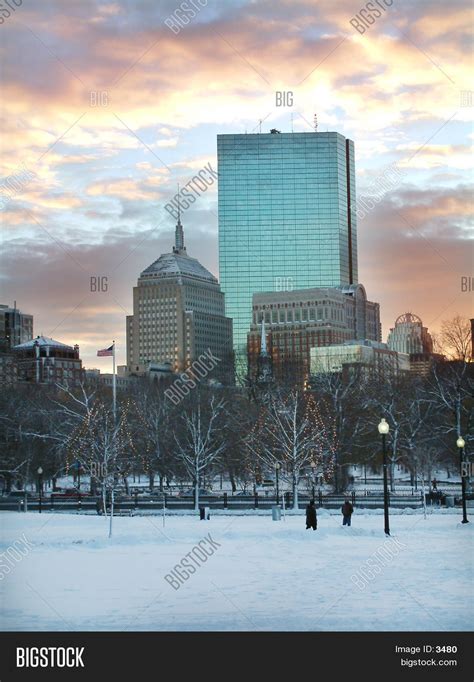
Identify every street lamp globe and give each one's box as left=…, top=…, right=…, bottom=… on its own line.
left=37, top=466, right=43, bottom=475
left=378, top=418, right=390, bottom=435
left=275, top=462, right=281, bottom=470
left=457, top=436, right=465, bottom=449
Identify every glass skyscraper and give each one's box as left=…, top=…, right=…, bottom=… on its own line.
left=217, top=131, right=358, bottom=356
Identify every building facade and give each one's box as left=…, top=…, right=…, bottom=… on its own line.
left=310, top=340, right=410, bottom=377
left=12, top=335, right=83, bottom=384
left=126, top=215, right=233, bottom=381
left=218, top=130, right=358, bottom=357
left=387, top=313, right=433, bottom=354
left=0, top=302, right=33, bottom=352
left=248, top=284, right=380, bottom=383
left=85, top=368, right=140, bottom=389
left=387, top=312, right=441, bottom=375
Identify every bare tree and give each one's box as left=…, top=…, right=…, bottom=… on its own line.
left=430, top=360, right=472, bottom=443
left=246, top=388, right=335, bottom=509
left=310, top=368, right=368, bottom=492
left=49, top=383, right=136, bottom=536
left=440, top=315, right=472, bottom=361
left=363, top=373, right=410, bottom=491
left=399, top=379, right=440, bottom=485
left=132, top=385, right=175, bottom=492
left=174, top=393, right=227, bottom=510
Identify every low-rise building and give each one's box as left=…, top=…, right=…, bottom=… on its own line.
left=310, top=340, right=410, bottom=377
left=12, top=335, right=83, bottom=385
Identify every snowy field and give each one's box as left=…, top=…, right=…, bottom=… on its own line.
left=0, top=510, right=472, bottom=631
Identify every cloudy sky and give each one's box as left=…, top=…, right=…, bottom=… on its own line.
left=1, top=0, right=472, bottom=367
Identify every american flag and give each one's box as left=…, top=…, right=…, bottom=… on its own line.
left=97, top=344, right=114, bottom=357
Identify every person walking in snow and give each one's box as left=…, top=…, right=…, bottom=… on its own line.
left=306, top=499, right=317, bottom=530
left=341, top=499, right=354, bottom=526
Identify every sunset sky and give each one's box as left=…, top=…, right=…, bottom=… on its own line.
left=1, top=0, right=472, bottom=368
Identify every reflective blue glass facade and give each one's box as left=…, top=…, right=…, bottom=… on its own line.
left=218, top=131, right=358, bottom=356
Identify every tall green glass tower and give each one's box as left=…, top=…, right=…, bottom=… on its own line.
left=217, top=131, right=358, bottom=357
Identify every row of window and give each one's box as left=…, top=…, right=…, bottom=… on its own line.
left=219, top=182, right=349, bottom=188
left=218, top=157, right=350, bottom=164
left=254, top=307, right=346, bottom=323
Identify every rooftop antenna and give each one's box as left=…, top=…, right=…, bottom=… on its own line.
left=314, top=113, right=318, bottom=132
left=173, top=184, right=185, bottom=254
left=258, top=119, right=262, bottom=133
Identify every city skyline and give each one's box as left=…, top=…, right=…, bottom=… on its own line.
left=1, top=0, right=472, bottom=368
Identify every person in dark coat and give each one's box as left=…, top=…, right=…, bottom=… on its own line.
left=341, top=499, right=354, bottom=526
left=306, top=499, right=317, bottom=530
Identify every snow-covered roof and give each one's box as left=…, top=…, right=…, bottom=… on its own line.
left=140, top=252, right=217, bottom=284
left=13, top=335, right=74, bottom=350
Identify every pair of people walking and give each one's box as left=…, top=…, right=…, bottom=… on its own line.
left=305, top=498, right=354, bottom=530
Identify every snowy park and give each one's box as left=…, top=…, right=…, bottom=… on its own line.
left=0, top=509, right=472, bottom=632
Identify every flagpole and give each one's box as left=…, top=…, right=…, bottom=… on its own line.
left=112, top=340, right=116, bottom=425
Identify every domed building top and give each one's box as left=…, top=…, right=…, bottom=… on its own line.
left=394, top=312, right=423, bottom=325
left=140, top=252, right=217, bottom=284
left=139, top=209, right=217, bottom=285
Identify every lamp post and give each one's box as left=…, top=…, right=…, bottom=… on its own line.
left=76, top=459, right=81, bottom=512
left=378, top=418, right=390, bottom=536
left=37, top=466, right=43, bottom=514
left=457, top=436, right=469, bottom=524
left=275, top=462, right=280, bottom=505
left=310, top=460, right=316, bottom=500
left=76, top=459, right=81, bottom=493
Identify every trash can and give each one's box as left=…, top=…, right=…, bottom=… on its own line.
left=199, top=506, right=210, bottom=520
left=445, top=496, right=455, bottom=508
left=272, top=505, right=281, bottom=521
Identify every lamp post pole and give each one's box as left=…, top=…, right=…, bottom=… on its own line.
left=275, top=463, right=280, bottom=505
left=457, top=436, right=469, bottom=524
left=378, top=419, right=390, bottom=536
left=76, top=459, right=81, bottom=512
left=37, top=466, right=43, bottom=514
left=311, top=461, right=316, bottom=500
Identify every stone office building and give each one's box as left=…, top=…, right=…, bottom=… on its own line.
left=248, top=284, right=381, bottom=384
left=126, top=215, right=233, bottom=382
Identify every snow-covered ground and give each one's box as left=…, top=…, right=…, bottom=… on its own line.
left=0, top=510, right=472, bottom=631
